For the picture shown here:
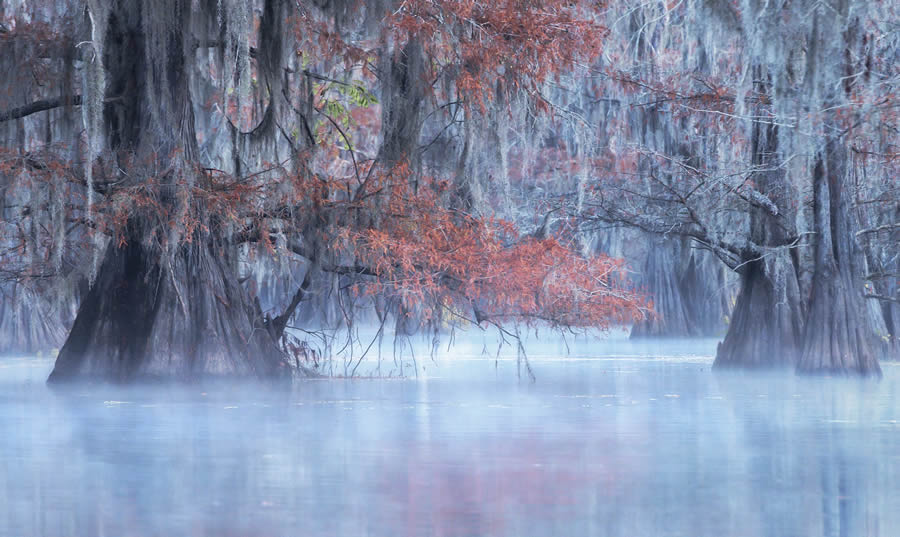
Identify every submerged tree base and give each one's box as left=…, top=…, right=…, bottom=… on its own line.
left=713, top=258, right=803, bottom=370
left=797, top=272, right=882, bottom=378
left=48, top=231, right=291, bottom=383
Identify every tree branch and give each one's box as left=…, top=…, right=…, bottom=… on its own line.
left=0, top=95, right=82, bottom=122
left=865, top=293, right=900, bottom=304
left=857, top=223, right=900, bottom=236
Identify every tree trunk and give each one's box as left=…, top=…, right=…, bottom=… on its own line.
left=796, top=145, right=881, bottom=376
left=0, top=285, right=69, bottom=355
left=680, top=251, right=733, bottom=336
left=48, top=227, right=289, bottom=382
left=378, top=38, right=425, bottom=168
left=48, top=0, right=291, bottom=382
left=859, top=203, right=900, bottom=361
left=631, top=239, right=696, bottom=337
left=872, top=257, right=900, bottom=360
left=714, top=256, right=804, bottom=369
left=714, top=109, right=804, bottom=369
left=631, top=238, right=731, bottom=338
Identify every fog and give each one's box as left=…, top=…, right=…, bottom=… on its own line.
left=3, top=339, right=899, bottom=536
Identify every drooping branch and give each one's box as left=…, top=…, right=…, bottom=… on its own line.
left=0, top=94, right=125, bottom=123
left=865, top=293, right=900, bottom=304
left=866, top=272, right=900, bottom=281
left=579, top=204, right=750, bottom=270
left=0, top=95, right=81, bottom=122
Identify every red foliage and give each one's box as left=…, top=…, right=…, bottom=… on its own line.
left=386, top=0, right=606, bottom=112
left=337, top=169, right=648, bottom=330
left=0, top=0, right=650, bottom=337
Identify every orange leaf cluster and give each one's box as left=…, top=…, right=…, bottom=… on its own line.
left=386, top=0, right=606, bottom=111
left=338, top=168, right=649, bottom=330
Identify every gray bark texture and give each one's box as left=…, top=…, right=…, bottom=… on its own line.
left=796, top=145, right=881, bottom=376
left=49, top=229, right=288, bottom=381
left=48, top=0, right=291, bottom=382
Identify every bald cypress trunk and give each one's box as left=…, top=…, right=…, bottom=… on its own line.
left=867, top=250, right=900, bottom=360
left=48, top=0, right=290, bottom=382
left=378, top=38, right=425, bottom=168
left=49, top=227, right=287, bottom=381
left=631, top=239, right=730, bottom=338
left=714, top=112, right=803, bottom=369
left=794, top=9, right=882, bottom=376
left=631, top=239, right=694, bottom=337
left=0, top=285, right=68, bottom=355
left=681, top=252, right=733, bottom=336
left=796, top=145, right=881, bottom=376
left=714, top=257, right=804, bottom=369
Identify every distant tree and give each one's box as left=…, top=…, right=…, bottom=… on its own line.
left=575, top=0, right=898, bottom=375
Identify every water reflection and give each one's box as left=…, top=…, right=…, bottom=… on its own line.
left=1, top=350, right=899, bottom=536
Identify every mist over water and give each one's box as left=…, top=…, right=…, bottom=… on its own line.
left=2, top=337, right=899, bottom=537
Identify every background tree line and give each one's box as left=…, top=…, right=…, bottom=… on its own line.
left=0, top=0, right=895, bottom=379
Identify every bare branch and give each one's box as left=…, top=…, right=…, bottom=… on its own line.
left=857, top=223, right=900, bottom=236
left=0, top=95, right=82, bottom=122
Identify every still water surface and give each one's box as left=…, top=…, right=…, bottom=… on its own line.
left=2, top=337, right=899, bottom=536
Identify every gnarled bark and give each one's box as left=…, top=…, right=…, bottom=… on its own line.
left=48, top=227, right=289, bottom=382
left=714, top=107, right=804, bottom=369
left=714, top=256, right=804, bottom=369
left=796, top=145, right=881, bottom=376
left=47, top=0, right=293, bottom=382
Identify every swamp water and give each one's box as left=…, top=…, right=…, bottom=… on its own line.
left=2, top=336, right=899, bottom=536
